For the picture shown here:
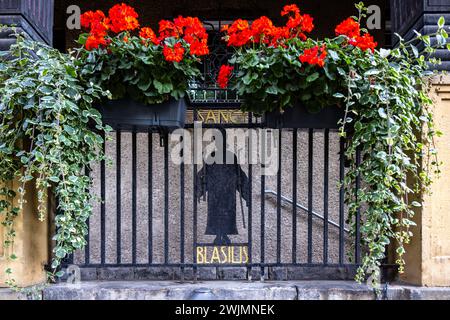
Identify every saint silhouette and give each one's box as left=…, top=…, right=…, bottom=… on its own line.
left=196, top=150, right=250, bottom=245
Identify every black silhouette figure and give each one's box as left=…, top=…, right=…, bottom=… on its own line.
left=196, top=150, right=250, bottom=245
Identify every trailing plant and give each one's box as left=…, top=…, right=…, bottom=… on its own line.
left=0, top=28, right=110, bottom=282
left=220, top=2, right=446, bottom=288
left=75, top=3, right=209, bottom=105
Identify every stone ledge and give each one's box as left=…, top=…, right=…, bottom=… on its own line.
left=38, top=281, right=450, bottom=300
left=0, top=288, right=28, bottom=300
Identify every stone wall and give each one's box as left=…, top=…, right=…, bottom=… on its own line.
left=400, top=76, right=450, bottom=286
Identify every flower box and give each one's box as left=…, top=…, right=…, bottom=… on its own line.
left=265, top=104, right=345, bottom=129
left=96, top=97, right=187, bottom=132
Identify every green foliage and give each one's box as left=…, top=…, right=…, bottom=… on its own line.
left=0, top=30, right=110, bottom=281
left=75, top=33, right=202, bottom=105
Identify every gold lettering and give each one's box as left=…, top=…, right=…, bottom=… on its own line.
left=205, top=110, right=217, bottom=123
left=197, top=245, right=249, bottom=264
left=196, top=246, right=205, bottom=264
left=211, top=246, right=221, bottom=263
left=197, top=111, right=205, bottom=122
left=220, top=246, right=228, bottom=263
left=232, top=246, right=241, bottom=264
left=219, top=111, right=230, bottom=123
left=242, top=246, right=249, bottom=264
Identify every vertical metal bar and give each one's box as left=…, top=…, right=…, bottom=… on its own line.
left=85, top=166, right=91, bottom=265
left=260, top=129, right=266, bottom=280
left=339, top=137, right=345, bottom=265
left=100, top=132, right=106, bottom=265
left=292, top=129, right=298, bottom=264
left=148, top=129, right=153, bottom=264
left=193, top=108, right=198, bottom=279
left=323, top=129, right=329, bottom=265
left=276, top=132, right=282, bottom=264
left=355, top=147, right=361, bottom=265
left=164, top=132, right=169, bottom=265
left=116, top=130, right=122, bottom=264
left=180, top=134, right=185, bottom=276
left=247, top=164, right=253, bottom=279
left=132, top=131, right=137, bottom=265
left=247, top=119, right=253, bottom=279
left=307, top=128, right=313, bottom=264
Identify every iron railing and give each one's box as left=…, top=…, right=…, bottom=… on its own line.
left=62, top=103, right=368, bottom=281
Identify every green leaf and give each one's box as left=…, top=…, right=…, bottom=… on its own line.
left=410, top=44, right=419, bottom=58
left=64, top=125, right=76, bottom=135
left=49, top=176, right=60, bottom=183
left=306, top=72, right=319, bottom=82
left=364, top=69, right=380, bottom=76
left=438, top=16, right=445, bottom=28
left=378, top=107, right=387, bottom=119
left=328, top=50, right=339, bottom=61
left=267, top=86, right=278, bottom=95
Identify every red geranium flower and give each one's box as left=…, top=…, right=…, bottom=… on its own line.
left=282, top=4, right=314, bottom=39
left=300, top=14, right=314, bottom=33
left=163, top=43, right=185, bottom=63
left=335, top=17, right=377, bottom=52
left=228, top=19, right=250, bottom=34
left=85, top=34, right=107, bottom=51
left=299, top=45, right=327, bottom=68
left=350, top=33, right=377, bottom=52
left=217, top=65, right=234, bottom=89
left=159, top=19, right=182, bottom=40
left=139, top=27, right=158, bottom=45
left=189, top=39, right=209, bottom=56
left=281, top=4, right=300, bottom=17
left=89, top=19, right=110, bottom=38
left=224, top=20, right=252, bottom=47
left=335, top=17, right=360, bottom=38
left=108, top=3, right=139, bottom=33
left=80, top=10, right=106, bottom=30
left=251, top=16, right=274, bottom=43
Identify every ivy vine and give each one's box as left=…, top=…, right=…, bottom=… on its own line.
left=0, top=28, right=110, bottom=284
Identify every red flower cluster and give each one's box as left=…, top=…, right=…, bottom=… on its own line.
left=335, top=17, right=377, bottom=52
left=299, top=45, right=327, bottom=68
left=139, top=27, right=158, bottom=45
left=157, top=16, right=209, bottom=62
left=108, top=3, right=139, bottom=34
left=222, top=4, right=314, bottom=47
left=217, top=65, right=234, bottom=89
left=81, top=3, right=139, bottom=50
left=281, top=4, right=314, bottom=41
left=80, top=4, right=209, bottom=60
left=162, top=42, right=185, bottom=63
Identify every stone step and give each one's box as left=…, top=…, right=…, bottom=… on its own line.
left=39, top=280, right=450, bottom=300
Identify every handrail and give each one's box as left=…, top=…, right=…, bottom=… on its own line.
left=264, top=189, right=350, bottom=233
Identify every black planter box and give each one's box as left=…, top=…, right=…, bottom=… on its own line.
left=97, top=97, right=187, bottom=132
left=265, top=104, right=345, bottom=129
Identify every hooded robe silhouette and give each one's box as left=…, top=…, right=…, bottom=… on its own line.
left=196, top=150, right=250, bottom=245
